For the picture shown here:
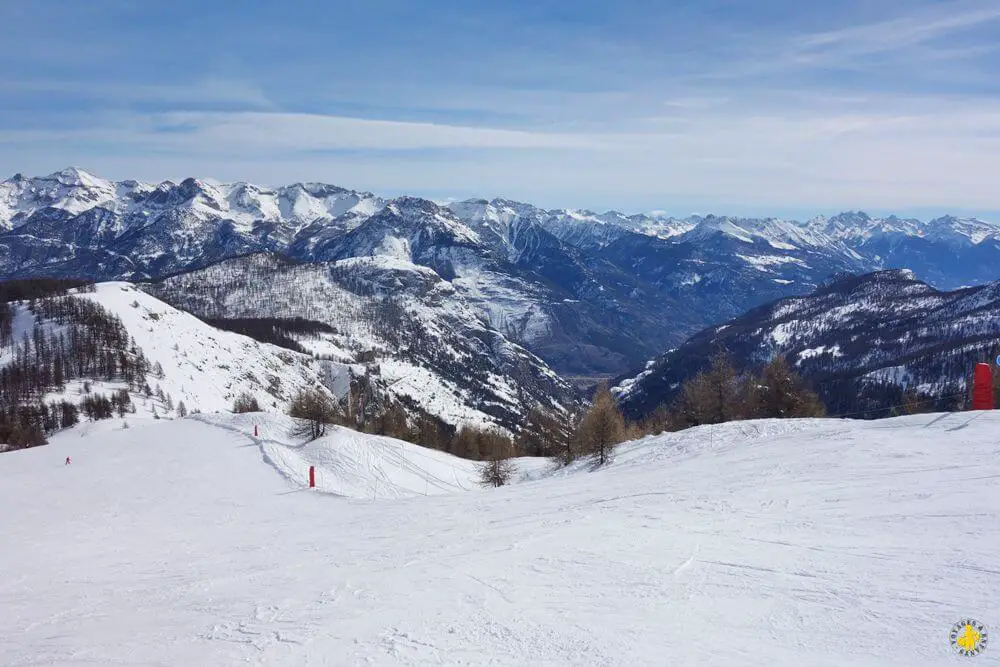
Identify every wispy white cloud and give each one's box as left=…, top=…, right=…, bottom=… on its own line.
left=0, top=78, right=275, bottom=110
left=162, top=112, right=587, bottom=151
left=0, top=111, right=595, bottom=152
left=3, top=99, right=1000, bottom=214
left=793, top=4, right=1000, bottom=59
left=697, top=1, right=1000, bottom=83
left=158, top=112, right=595, bottom=150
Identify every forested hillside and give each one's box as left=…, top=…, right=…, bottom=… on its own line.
left=0, top=281, right=150, bottom=449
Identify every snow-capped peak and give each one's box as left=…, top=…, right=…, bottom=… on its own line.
left=924, top=215, right=1000, bottom=245
left=680, top=215, right=759, bottom=244
left=808, top=211, right=922, bottom=241
left=384, top=197, right=481, bottom=244
left=45, top=166, right=109, bottom=189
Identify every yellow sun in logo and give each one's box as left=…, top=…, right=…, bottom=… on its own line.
left=950, top=619, right=988, bottom=657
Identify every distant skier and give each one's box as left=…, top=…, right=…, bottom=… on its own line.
left=64, top=456, right=71, bottom=466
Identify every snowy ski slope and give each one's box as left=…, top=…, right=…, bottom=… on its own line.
left=78, top=282, right=338, bottom=416
left=1, top=412, right=999, bottom=665
left=200, top=412, right=487, bottom=499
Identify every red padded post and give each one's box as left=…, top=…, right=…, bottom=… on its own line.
left=309, top=466, right=316, bottom=488
left=972, top=363, right=994, bottom=410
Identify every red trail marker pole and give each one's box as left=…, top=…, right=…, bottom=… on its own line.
left=253, top=424, right=258, bottom=437
left=309, top=466, right=316, bottom=488
left=972, top=363, right=994, bottom=410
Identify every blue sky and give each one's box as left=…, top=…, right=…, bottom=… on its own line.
left=2, top=0, right=1000, bottom=218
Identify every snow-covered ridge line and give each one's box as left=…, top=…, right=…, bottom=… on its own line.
left=76, top=282, right=339, bottom=415
left=3, top=167, right=997, bottom=249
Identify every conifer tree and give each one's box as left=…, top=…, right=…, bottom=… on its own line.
left=755, top=356, right=826, bottom=418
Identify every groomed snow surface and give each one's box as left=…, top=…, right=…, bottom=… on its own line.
left=2, top=412, right=999, bottom=665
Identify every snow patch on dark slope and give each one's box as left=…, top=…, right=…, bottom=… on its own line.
left=616, top=270, right=1000, bottom=419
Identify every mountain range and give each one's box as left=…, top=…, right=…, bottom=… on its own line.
left=614, top=270, right=1000, bottom=420
left=3, top=167, right=1000, bottom=385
